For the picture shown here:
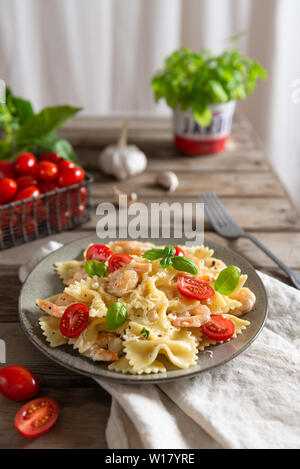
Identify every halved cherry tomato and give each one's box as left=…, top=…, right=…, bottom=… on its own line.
left=201, top=314, right=235, bottom=341
left=15, top=397, right=59, bottom=438
left=174, top=246, right=185, bottom=256
left=108, top=253, right=133, bottom=271
left=0, top=365, right=39, bottom=401
left=177, top=276, right=215, bottom=300
left=0, top=178, right=18, bottom=205
left=0, top=160, right=16, bottom=179
left=14, top=153, right=37, bottom=176
left=58, top=166, right=85, bottom=187
left=16, top=175, right=38, bottom=190
left=58, top=160, right=76, bottom=172
left=36, top=161, right=58, bottom=182
left=39, top=152, right=61, bottom=164
left=60, top=303, right=89, bottom=338
left=86, top=244, right=113, bottom=262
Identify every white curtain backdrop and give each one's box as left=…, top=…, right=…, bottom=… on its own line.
left=0, top=0, right=300, bottom=206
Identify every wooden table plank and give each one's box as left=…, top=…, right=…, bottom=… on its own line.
left=0, top=388, right=110, bottom=449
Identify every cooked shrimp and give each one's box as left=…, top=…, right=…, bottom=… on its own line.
left=171, top=304, right=211, bottom=328
left=65, top=267, right=88, bottom=285
left=84, top=333, right=122, bottom=362
left=114, top=241, right=153, bottom=255
left=106, top=269, right=139, bottom=297
left=131, top=261, right=152, bottom=273
left=36, top=299, right=67, bottom=318
left=55, top=292, right=78, bottom=306
left=230, top=287, right=256, bottom=316
left=205, top=257, right=226, bottom=270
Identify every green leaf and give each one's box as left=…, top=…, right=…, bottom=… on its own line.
left=214, top=265, right=241, bottom=295
left=35, top=133, right=79, bottom=163
left=85, top=260, right=107, bottom=278
left=162, top=245, right=176, bottom=258
left=193, top=107, right=212, bottom=127
left=11, top=96, right=34, bottom=124
left=141, top=327, right=149, bottom=339
left=15, top=105, right=81, bottom=146
left=171, top=256, right=198, bottom=275
left=105, top=302, right=128, bottom=330
left=160, top=256, right=173, bottom=269
left=142, top=248, right=164, bottom=260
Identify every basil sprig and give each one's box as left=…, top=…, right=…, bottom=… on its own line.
left=214, top=265, right=241, bottom=295
left=85, top=260, right=107, bottom=278
left=105, top=302, right=128, bottom=330
left=141, top=327, right=150, bottom=339
left=143, top=244, right=198, bottom=275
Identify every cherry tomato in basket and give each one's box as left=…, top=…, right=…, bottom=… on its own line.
left=16, top=175, right=38, bottom=191
left=201, top=314, right=235, bottom=341
left=86, top=244, right=113, bottom=262
left=14, top=153, right=37, bottom=176
left=58, top=160, right=75, bottom=172
left=58, top=166, right=85, bottom=188
left=108, top=253, right=133, bottom=271
left=0, top=160, right=16, bottom=179
left=15, top=397, right=59, bottom=438
left=13, top=185, right=41, bottom=202
left=38, top=181, right=58, bottom=193
left=174, top=246, right=185, bottom=256
left=70, top=186, right=88, bottom=205
left=38, top=152, right=61, bottom=165
left=0, top=365, right=39, bottom=401
left=0, top=178, right=18, bottom=205
left=177, top=276, right=215, bottom=300
left=36, top=161, right=58, bottom=182
left=50, top=209, right=71, bottom=230
left=71, top=203, right=86, bottom=217
left=60, top=303, right=89, bottom=338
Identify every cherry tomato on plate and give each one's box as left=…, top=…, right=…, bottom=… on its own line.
left=0, top=178, right=18, bottom=205
left=0, top=365, right=39, bottom=401
left=58, top=166, right=85, bottom=188
left=174, top=246, right=185, bottom=256
left=14, top=153, right=37, bottom=176
left=15, top=397, right=59, bottom=438
left=16, top=175, right=38, bottom=191
left=60, top=303, right=89, bottom=338
left=86, top=244, right=113, bottom=262
left=38, top=152, right=61, bottom=165
left=201, top=314, right=235, bottom=341
left=0, top=160, right=16, bottom=179
left=36, top=161, right=58, bottom=182
left=108, top=253, right=133, bottom=271
left=58, top=160, right=76, bottom=172
left=177, top=276, right=215, bottom=300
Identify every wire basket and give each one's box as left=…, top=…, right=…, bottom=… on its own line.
left=0, top=174, right=93, bottom=250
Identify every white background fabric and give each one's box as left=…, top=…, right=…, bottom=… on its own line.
left=0, top=0, right=300, bottom=205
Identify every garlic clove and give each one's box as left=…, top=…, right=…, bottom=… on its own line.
left=155, top=171, right=179, bottom=192
left=112, top=186, right=138, bottom=207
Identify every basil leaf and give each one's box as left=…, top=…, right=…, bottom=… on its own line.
left=160, top=256, right=173, bottom=269
left=171, top=256, right=198, bottom=275
left=162, top=245, right=176, bottom=258
left=141, top=327, right=149, bottom=339
left=85, top=260, right=107, bottom=278
left=143, top=248, right=164, bottom=260
left=214, top=265, right=241, bottom=295
left=105, top=302, right=127, bottom=330
left=35, top=134, right=79, bottom=163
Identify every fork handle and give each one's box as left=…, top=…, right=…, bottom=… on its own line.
left=244, top=233, right=300, bottom=289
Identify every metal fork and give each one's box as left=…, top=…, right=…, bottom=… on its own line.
left=199, top=192, right=300, bottom=290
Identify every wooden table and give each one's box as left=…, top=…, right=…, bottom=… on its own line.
left=0, top=113, right=299, bottom=449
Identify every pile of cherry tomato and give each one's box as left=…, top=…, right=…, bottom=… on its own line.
left=0, top=152, right=87, bottom=240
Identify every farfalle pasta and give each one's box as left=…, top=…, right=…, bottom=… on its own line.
left=36, top=240, right=256, bottom=375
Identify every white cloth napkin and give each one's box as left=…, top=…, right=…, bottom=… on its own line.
left=20, top=243, right=300, bottom=449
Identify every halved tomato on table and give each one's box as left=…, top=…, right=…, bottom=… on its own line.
left=15, top=397, right=59, bottom=438
left=177, top=275, right=215, bottom=300
left=201, top=314, right=235, bottom=341
left=59, top=303, right=89, bottom=338
left=108, top=253, right=133, bottom=271
left=86, top=244, right=113, bottom=262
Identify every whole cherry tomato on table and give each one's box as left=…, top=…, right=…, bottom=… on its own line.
left=36, top=161, right=58, bottom=182
left=16, top=175, right=38, bottom=191
left=15, top=397, right=59, bottom=438
left=58, top=166, right=85, bottom=187
left=14, top=153, right=37, bottom=176
left=0, top=178, right=18, bottom=205
left=0, top=160, right=16, bottom=179
left=38, top=152, right=61, bottom=165
left=0, top=365, right=39, bottom=401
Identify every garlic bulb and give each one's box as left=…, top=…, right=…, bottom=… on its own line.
left=156, top=171, right=179, bottom=192
left=98, top=121, right=147, bottom=180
